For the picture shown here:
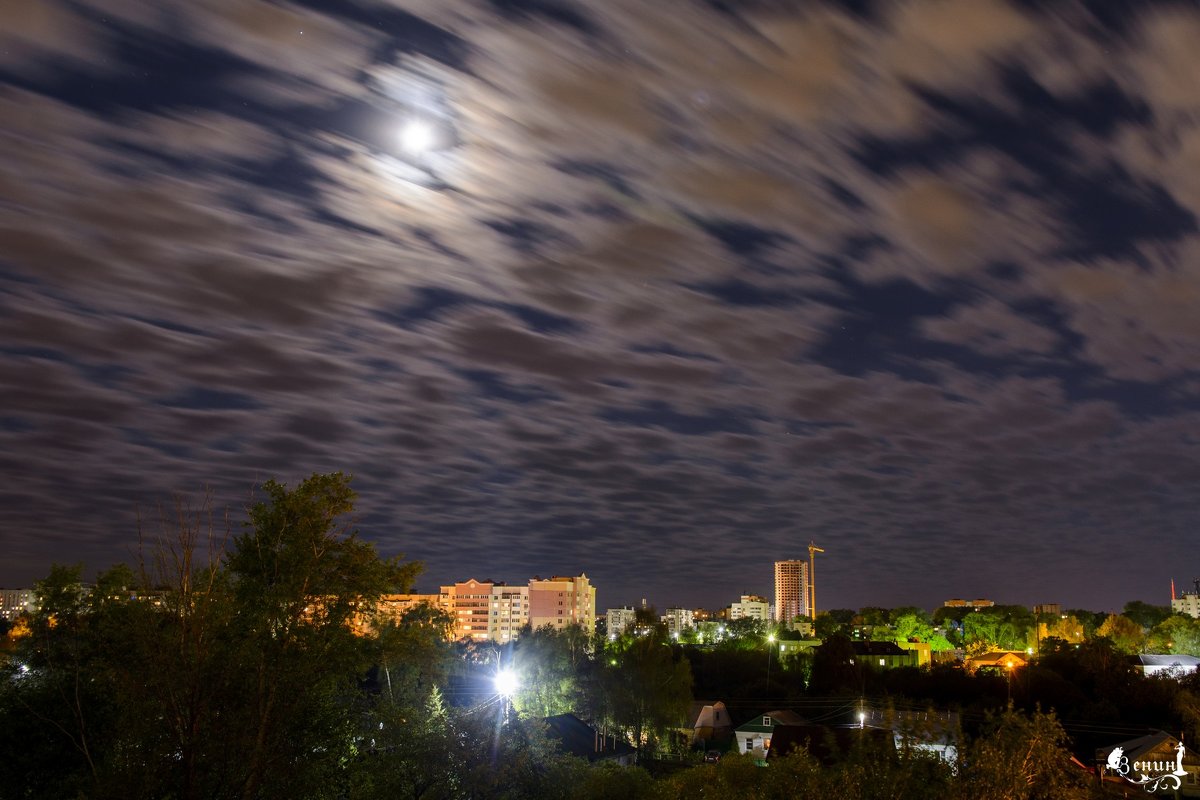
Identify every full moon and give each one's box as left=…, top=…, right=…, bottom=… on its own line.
left=400, top=120, right=436, bottom=154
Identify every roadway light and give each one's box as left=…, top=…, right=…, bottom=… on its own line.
left=858, top=711, right=866, bottom=728
left=494, top=668, right=519, bottom=698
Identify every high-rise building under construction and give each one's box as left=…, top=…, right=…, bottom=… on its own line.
left=774, top=560, right=809, bottom=623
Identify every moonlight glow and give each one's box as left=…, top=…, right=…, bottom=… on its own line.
left=400, top=119, right=436, bottom=154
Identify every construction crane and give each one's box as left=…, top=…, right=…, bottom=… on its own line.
left=808, top=541, right=824, bottom=620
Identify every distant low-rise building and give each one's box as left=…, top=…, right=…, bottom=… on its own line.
left=1133, top=654, right=1200, bottom=678
left=662, top=607, right=693, bottom=637
left=730, top=595, right=770, bottom=622
left=850, top=641, right=920, bottom=669
left=1173, top=591, right=1200, bottom=619
left=0, top=588, right=36, bottom=621
left=966, top=651, right=1027, bottom=674
left=944, top=598, right=995, bottom=608
left=606, top=607, right=636, bottom=637
left=897, top=641, right=932, bottom=668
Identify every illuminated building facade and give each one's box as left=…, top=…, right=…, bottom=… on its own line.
left=773, top=560, right=809, bottom=623
left=730, top=594, right=770, bottom=621
left=529, top=574, right=596, bottom=635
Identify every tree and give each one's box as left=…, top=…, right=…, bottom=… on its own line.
left=511, top=625, right=589, bottom=718
left=374, top=604, right=456, bottom=706
left=962, top=606, right=1035, bottom=653
left=809, top=633, right=862, bottom=694
left=1041, top=614, right=1085, bottom=644
left=892, top=612, right=935, bottom=644
left=1097, top=614, right=1145, bottom=654
left=1123, top=600, right=1172, bottom=631
left=1064, top=608, right=1107, bottom=639
left=1147, top=615, right=1200, bottom=657
left=599, top=630, right=692, bottom=755
left=958, top=708, right=1096, bottom=800
left=815, top=609, right=855, bottom=639
left=221, top=472, right=420, bottom=800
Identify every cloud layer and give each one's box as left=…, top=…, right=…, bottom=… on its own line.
left=2, top=0, right=1199, bottom=612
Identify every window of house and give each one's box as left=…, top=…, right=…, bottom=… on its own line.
left=763, top=716, right=771, bottom=727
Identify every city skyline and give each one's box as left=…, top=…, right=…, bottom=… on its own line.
left=3, top=551, right=1186, bottom=617
left=6, top=1, right=1200, bottom=613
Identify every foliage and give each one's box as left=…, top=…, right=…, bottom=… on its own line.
left=597, top=630, right=693, bottom=754
left=1063, top=609, right=1108, bottom=639
left=955, top=708, right=1098, bottom=800
left=511, top=624, right=591, bottom=718
left=1122, top=601, right=1172, bottom=631
left=1146, top=615, right=1200, bottom=657
left=815, top=609, right=855, bottom=639
left=809, top=633, right=863, bottom=694
left=962, top=606, right=1035, bottom=654
left=0, top=473, right=422, bottom=800
left=1096, top=614, right=1144, bottom=654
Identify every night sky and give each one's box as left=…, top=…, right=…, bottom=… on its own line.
left=2, top=0, right=1198, bottom=613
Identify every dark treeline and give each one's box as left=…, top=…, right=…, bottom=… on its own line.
left=1, top=473, right=1190, bottom=799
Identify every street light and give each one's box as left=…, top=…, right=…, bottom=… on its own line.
left=495, top=667, right=519, bottom=725
left=766, top=634, right=776, bottom=691
left=494, top=668, right=519, bottom=698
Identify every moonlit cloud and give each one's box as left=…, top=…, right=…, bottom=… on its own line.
left=2, top=0, right=1199, bottom=612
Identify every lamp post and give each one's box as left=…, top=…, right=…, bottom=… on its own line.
left=766, top=633, right=776, bottom=692
left=495, top=668, right=519, bottom=724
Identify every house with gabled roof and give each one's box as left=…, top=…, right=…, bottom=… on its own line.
left=734, top=710, right=807, bottom=756
left=1132, top=654, right=1200, bottom=678
left=686, top=700, right=732, bottom=745
left=964, top=651, right=1026, bottom=674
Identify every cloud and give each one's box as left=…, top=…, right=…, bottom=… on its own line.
left=5, top=0, right=1200, bottom=613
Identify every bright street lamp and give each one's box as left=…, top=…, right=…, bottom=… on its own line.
left=494, top=668, right=519, bottom=698
left=766, top=634, right=776, bottom=690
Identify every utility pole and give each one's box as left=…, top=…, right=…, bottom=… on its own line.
left=807, top=541, right=824, bottom=620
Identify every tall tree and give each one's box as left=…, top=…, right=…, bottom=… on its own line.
left=599, top=631, right=692, bottom=756
left=224, top=472, right=420, bottom=800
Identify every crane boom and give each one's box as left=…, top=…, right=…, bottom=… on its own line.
left=807, top=542, right=824, bottom=620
